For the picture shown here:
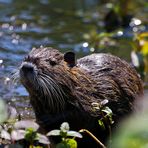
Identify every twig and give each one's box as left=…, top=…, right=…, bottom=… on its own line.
left=79, top=129, right=106, bottom=148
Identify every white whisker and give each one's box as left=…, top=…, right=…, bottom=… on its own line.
left=11, top=69, right=20, bottom=84
left=12, top=62, right=66, bottom=113
left=38, top=77, right=55, bottom=112
left=38, top=73, right=66, bottom=112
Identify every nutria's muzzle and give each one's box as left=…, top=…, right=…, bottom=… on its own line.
left=21, top=62, right=34, bottom=73
left=19, top=62, right=37, bottom=87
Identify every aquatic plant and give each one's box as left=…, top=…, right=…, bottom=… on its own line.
left=0, top=101, right=50, bottom=147
left=0, top=99, right=115, bottom=148
left=131, top=32, right=148, bottom=82
left=47, top=122, right=82, bottom=148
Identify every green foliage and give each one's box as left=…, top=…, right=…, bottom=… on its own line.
left=66, top=139, right=77, bottom=148
left=92, top=100, right=114, bottom=147
left=83, top=30, right=114, bottom=51
left=92, top=100, right=114, bottom=130
left=0, top=113, right=50, bottom=147
left=56, top=139, right=77, bottom=148
left=47, top=122, right=82, bottom=148
left=131, top=32, right=148, bottom=82
left=56, top=142, right=70, bottom=148
left=111, top=114, right=148, bottom=148
left=25, top=128, right=38, bottom=144
left=0, top=104, right=83, bottom=148
left=98, top=119, right=105, bottom=130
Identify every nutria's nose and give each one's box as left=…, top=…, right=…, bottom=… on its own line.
left=21, top=63, right=34, bottom=73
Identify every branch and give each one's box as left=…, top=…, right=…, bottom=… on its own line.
left=79, top=129, right=106, bottom=148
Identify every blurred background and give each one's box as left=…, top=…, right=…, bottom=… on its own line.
left=0, top=0, right=147, bottom=119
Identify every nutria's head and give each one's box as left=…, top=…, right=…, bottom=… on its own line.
left=17, top=47, right=88, bottom=114
left=16, top=47, right=101, bottom=116
left=18, top=46, right=97, bottom=115
left=20, top=47, right=63, bottom=92
left=18, top=47, right=71, bottom=112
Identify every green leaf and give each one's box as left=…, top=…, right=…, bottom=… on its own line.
left=47, top=130, right=60, bottom=136
left=91, top=102, right=100, bottom=110
left=37, top=133, right=50, bottom=144
left=0, top=129, right=11, bottom=140
left=11, top=129, right=25, bottom=141
left=60, top=122, right=70, bottom=132
left=67, top=131, right=82, bottom=138
left=131, top=51, right=145, bottom=69
left=98, top=120, right=105, bottom=130
left=56, top=142, right=70, bottom=148
left=100, top=99, right=109, bottom=106
left=66, top=138, right=77, bottom=148
left=14, top=120, right=39, bottom=130
left=102, top=107, right=113, bottom=116
left=25, top=128, right=37, bottom=142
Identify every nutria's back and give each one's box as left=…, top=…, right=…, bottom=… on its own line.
left=18, top=47, right=143, bottom=147
left=78, top=53, right=143, bottom=118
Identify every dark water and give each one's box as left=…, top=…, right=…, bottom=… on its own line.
left=0, top=0, right=147, bottom=118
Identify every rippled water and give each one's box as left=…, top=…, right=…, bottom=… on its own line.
left=0, top=0, right=147, bottom=118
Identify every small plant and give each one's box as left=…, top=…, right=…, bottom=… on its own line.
left=47, top=122, right=82, bottom=148
left=0, top=120, right=50, bottom=147
left=0, top=99, right=114, bottom=148
left=92, top=99, right=114, bottom=145
left=0, top=100, right=50, bottom=147
left=92, top=99, right=114, bottom=128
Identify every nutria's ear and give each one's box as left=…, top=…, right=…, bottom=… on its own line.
left=64, top=52, right=76, bottom=67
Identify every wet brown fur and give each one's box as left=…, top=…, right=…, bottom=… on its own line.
left=20, top=47, right=143, bottom=147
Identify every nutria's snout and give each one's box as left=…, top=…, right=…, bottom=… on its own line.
left=19, top=62, right=37, bottom=86
left=21, top=62, right=34, bottom=73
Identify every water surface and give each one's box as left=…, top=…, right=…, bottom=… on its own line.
left=0, top=0, right=147, bottom=118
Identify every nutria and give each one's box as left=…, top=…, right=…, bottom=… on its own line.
left=18, top=47, right=143, bottom=147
